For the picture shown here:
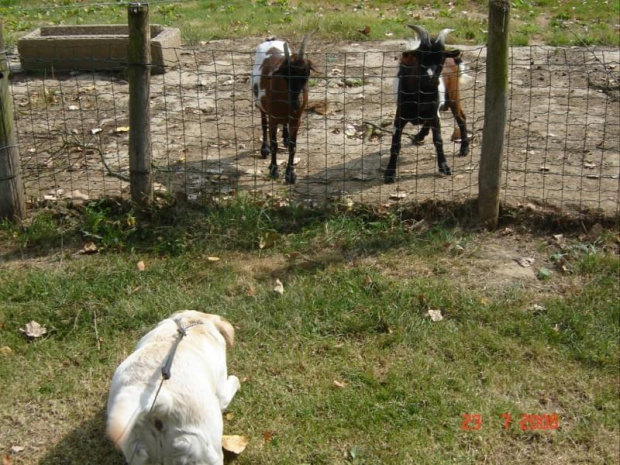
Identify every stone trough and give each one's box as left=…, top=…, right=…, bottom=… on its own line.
left=18, top=25, right=181, bottom=74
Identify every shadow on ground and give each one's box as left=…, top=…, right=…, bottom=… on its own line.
left=39, top=409, right=122, bottom=465
left=38, top=408, right=241, bottom=465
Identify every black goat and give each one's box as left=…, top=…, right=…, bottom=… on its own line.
left=386, top=25, right=469, bottom=183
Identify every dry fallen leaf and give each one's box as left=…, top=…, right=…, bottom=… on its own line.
left=90, top=127, right=102, bottom=135
left=3, top=454, right=12, bottom=465
left=137, top=261, right=146, bottom=272
left=425, top=309, right=444, bottom=322
left=358, top=25, right=371, bottom=36
left=207, top=256, right=220, bottom=262
left=274, top=279, right=284, bottom=295
left=0, top=346, right=13, bottom=356
left=70, top=190, right=89, bottom=201
left=21, top=321, right=47, bottom=339
left=79, top=242, right=99, bottom=255
left=262, top=430, right=276, bottom=443
left=224, top=412, right=234, bottom=421
left=114, top=126, right=130, bottom=134
left=526, top=304, right=546, bottom=313
left=221, top=435, right=249, bottom=455
left=259, top=231, right=280, bottom=250
left=344, top=124, right=357, bottom=137
left=516, top=257, right=535, bottom=267
left=333, top=379, right=347, bottom=388
left=389, top=191, right=407, bottom=200
left=9, top=446, right=24, bottom=454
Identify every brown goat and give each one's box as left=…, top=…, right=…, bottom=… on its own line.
left=251, top=31, right=317, bottom=184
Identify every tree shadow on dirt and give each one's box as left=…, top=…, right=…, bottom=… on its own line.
left=167, top=146, right=444, bottom=204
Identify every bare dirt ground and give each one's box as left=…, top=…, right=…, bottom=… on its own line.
left=7, top=39, right=620, bottom=214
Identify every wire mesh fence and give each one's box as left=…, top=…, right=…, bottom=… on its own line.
left=5, top=39, right=620, bottom=215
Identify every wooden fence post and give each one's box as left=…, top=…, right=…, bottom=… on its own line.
left=0, top=23, right=26, bottom=221
left=128, top=3, right=153, bottom=208
left=478, top=0, right=510, bottom=229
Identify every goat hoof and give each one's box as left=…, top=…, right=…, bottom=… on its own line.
left=384, top=172, right=396, bottom=184
left=268, top=163, right=279, bottom=179
left=261, top=149, right=270, bottom=160
left=439, top=164, right=452, bottom=176
left=458, top=147, right=470, bottom=157
left=284, top=169, right=297, bottom=185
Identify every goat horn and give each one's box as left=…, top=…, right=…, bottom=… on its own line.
left=407, top=25, right=430, bottom=46
left=435, top=28, right=454, bottom=47
left=299, top=28, right=318, bottom=58
left=283, top=42, right=290, bottom=62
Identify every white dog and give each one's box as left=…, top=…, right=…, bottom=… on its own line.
left=107, top=311, right=240, bottom=465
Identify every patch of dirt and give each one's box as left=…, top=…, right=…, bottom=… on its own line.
left=7, top=38, right=619, bottom=215
left=470, top=242, right=538, bottom=285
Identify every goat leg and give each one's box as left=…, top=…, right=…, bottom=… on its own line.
left=284, top=119, right=300, bottom=185
left=386, top=117, right=406, bottom=183
left=260, top=112, right=270, bottom=159
left=431, top=119, right=451, bottom=175
left=412, top=124, right=431, bottom=145
left=282, top=124, right=290, bottom=148
left=455, top=112, right=469, bottom=157
left=268, top=120, right=279, bottom=179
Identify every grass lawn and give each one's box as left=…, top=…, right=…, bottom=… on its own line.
left=0, top=198, right=618, bottom=464
left=0, top=0, right=618, bottom=46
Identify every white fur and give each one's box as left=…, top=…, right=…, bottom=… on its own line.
left=458, top=61, right=472, bottom=83
left=107, top=311, right=240, bottom=465
left=437, top=76, right=446, bottom=116
left=251, top=39, right=286, bottom=113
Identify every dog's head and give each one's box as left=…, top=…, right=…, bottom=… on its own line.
left=170, top=311, right=235, bottom=348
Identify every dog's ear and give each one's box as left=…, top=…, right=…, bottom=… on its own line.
left=209, top=315, right=235, bottom=348
left=107, top=390, right=142, bottom=450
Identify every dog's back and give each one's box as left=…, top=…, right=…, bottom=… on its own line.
left=107, top=311, right=238, bottom=465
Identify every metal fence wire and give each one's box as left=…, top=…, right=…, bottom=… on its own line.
left=6, top=41, right=620, bottom=215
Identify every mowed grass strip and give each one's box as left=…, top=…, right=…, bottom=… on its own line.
left=0, top=199, right=618, bottom=464
left=0, top=0, right=618, bottom=46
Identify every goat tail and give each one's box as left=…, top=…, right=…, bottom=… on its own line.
left=207, top=314, right=235, bottom=348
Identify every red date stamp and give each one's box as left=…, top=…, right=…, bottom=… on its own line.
left=461, top=413, right=559, bottom=431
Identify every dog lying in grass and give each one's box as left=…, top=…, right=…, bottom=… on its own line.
left=106, top=311, right=240, bottom=465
